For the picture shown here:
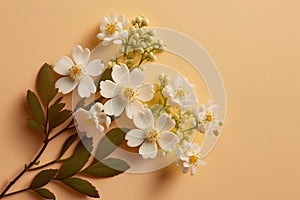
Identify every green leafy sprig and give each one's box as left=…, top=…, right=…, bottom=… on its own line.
left=0, top=64, right=129, bottom=199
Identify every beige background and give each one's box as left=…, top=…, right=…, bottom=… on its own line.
left=0, top=0, right=299, bottom=199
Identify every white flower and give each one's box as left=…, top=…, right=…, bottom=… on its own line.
left=74, top=103, right=111, bottom=137
left=176, top=142, right=205, bottom=175
left=193, top=100, right=220, bottom=135
left=89, top=103, right=111, bottom=132
left=162, top=76, right=197, bottom=111
left=125, top=108, right=179, bottom=159
left=100, top=64, right=153, bottom=119
left=54, top=45, right=104, bottom=98
left=97, top=13, right=129, bottom=46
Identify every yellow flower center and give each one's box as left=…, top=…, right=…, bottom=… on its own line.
left=106, top=23, right=117, bottom=36
left=122, top=87, right=135, bottom=102
left=189, top=155, right=199, bottom=165
left=69, top=65, right=83, bottom=81
left=86, top=118, right=95, bottom=126
left=176, top=89, right=186, bottom=99
left=205, top=112, right=213, bottom=122
left=147, top=129, right=160, bottom=142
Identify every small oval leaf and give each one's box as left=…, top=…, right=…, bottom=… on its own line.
left=27, top=119, right=44, bottom=133
left=48, top=110, right=72, bottom=130
left=30, top=169, right=58, bottom=189
left=37, top=63, right=58, bottom=105
left=26, top=90, right=45, bottom=124
left=55, top=136, right=92, bottom=180
left=59, top=134, right=78, bottom=158
left=61, top=178, right=99, bottom=198
left=94, top=128, right=126, bottom=161
left=34, top=188, right=56, bottom=200
left=83, top=158, right=130, bottom=177
left=48, top=98, right=72, bottom=130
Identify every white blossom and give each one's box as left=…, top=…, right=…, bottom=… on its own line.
left=53, top=45, right=104, bottom=98
left=125, top=108, right=179, bottom=159
left=74, top=103, right=111, bottom=138
left=162, top=76, right=197, bottom=111
left=193, top=100, right=220, bottom=135
left=100, top=64, right=153, bottom=119
left=176, top=141, right=205, bottom=175
left=97, top=13, right=128, bottom=46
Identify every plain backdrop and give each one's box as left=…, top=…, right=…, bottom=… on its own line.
left=0, top=0, right=299, bottom=200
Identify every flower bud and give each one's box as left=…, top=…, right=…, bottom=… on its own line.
left=148, top=30, right=155, bottom=36
left=142, top=18, right=150, bottom=26
left=136, top=16, right=142, bottom=23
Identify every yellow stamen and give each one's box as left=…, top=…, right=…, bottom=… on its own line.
left=106, top=23, right=116, bottom=36
left=122, top=87, right=135, bottom=102
left=147, top=129, right=160, bottom=142
left=68, top=65, right=83, bottom=81
left=176, top=89, right=186, bottom=99
left=205, top=113, right=213, bottom=122
left=189, top=155, right=199, bottom=165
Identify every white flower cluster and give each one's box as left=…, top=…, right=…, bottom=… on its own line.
left=52, top=13, right=222, bottom=176
left=97, top=14, right=129, bottom=46
left=74, top=103, right=111, bottom=137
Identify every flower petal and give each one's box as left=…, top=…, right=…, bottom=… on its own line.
left=197, top=159, right=206, bottom=166
left=112, top=64, right=129, bottom=84
left=190, top=166, right=197, bottom=175
left=104, top=97, right=125, bottom=117
left=133, top=108, right=154, bottom=130
left=102, top=16, right=109, bottom=24
left=156, top=113, right=175, bottom=132
left=55, top=77, right=78, bottom=94
left=101, top=40, right=111, bottom=46
left=182, top=167, right=189, bottom=174
left=139, top=141, right=158, bottom=159
left=86, top=60, right=104, bottom=76
left=129, top=68, right=146, bottom=89
left=113, top=39, right=122, bottom=45
left=54, top=56, right=74, bottom=75
left=74, top=108, right=99, bottom=137
left=125, top=129, right=147, bottom=147
left=183, top=161, right=191, bottom=168
left=190, top=144, right=201, bottom=153
left=72, top=45, right=90, bottom=66
left=125, top=100, right=144, bottom=119
left=158, top=132, right=179, bottom=152
left=172, top=76, right=183, bottom=89
left=100, top=80, right=120, bottom=98
left=77, top=76, right=96, bottom=98
left=136, top=84, right=153, bottom=101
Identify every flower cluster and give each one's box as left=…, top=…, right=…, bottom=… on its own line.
left=53, top=14, right=223, bottom=176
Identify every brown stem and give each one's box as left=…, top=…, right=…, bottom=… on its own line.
left=0, top=136, right=49, bottom=198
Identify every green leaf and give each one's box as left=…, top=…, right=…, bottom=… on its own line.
left=51, top=97, right=65, bottom=111
left=61, top=178, right=99, bottom=198
left=58, top=134, right=78, bottom=158
left=93, top=128, right=126, bottom=161
left=55, top=136, right=92, bottom=180
left=27, top=119, right=44, bottom=132
left=30, top=169, right=58, bottom=189
left=83, top=158, right=130, bottom=177
left=48, top=98, right=72, bottom=130
left=37, top=63, right=57, bottom=105
left=26, top=90, right=45, bottom=124
left=33, top=188, right=56, bottom=200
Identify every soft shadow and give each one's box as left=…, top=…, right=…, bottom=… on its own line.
left=78, top=25, right=100, bottom=51
left=144, top=165, right=179, bottom=200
